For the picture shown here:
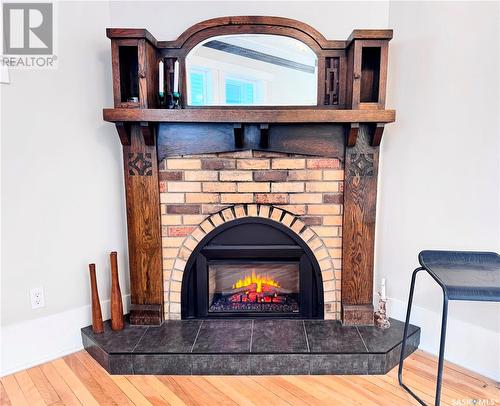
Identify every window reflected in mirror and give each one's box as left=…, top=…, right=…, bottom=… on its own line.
left=186, top=34, right=318, bottom=106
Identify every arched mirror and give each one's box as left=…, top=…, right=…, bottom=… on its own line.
left=186, top=34, right=318, bottom=106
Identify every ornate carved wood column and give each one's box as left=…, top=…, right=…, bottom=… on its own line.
left=342, top=125, right=380, bottom=325
left=122, top=123, right=163, bottom=325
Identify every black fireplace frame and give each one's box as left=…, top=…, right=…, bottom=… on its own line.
left=181, top=217, right=324, bottom=319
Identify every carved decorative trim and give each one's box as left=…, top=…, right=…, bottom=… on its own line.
left=128, top=152, right=153, bottom=176
left=324, top=57, right=340, bottom=105
left=349, top=153, right=374, bottom=177
left=156, top=16, right=337, bottom=52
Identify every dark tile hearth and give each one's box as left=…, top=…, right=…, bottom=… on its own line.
left=134, top=320, right=200, bottom=353
left=252, top=320, right=309, bottom=353
left=193, top=320, right=252, bottom=353
left=306, top=321, right=366, bottom=353
left=82, top=318, right=420, bottom=375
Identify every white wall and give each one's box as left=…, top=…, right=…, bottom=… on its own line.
left=378, top=1, right=500, bottom=380
left=1, top=1, right=130, bottom=374
left=2, top=1, right=499, bottom=379
left=108, top=1, right=390, bottom=41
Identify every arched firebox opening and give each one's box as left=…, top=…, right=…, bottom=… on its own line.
left=181, top=217, right=324, bottom=319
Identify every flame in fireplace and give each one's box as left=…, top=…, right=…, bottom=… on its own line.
left=232, top=271, right=280, bottom=293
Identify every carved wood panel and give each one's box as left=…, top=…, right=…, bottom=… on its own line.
left=123, top=124, right=163, bottom=325
left=128, top=152, right=153, bottom=176
left=324, top=57, right=340, bottom=105
left=342, top=125, right=379, bottom=325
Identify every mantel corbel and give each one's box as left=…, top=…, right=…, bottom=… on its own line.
left=115, top=122, right=131, bottom=146
left=346, top=123, right=359, bottom=147
left=370, top=123, right=385, bottom=147
left=345, top=122, right=386, bottom=148
left=140, top=121, right=156, bottom=146
left=114, top=121, right=157, bottom=147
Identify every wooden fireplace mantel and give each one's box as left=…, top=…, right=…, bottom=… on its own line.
left=103, top=108, right=396, bottom=125
left=103, top=16, right=394, bottom=326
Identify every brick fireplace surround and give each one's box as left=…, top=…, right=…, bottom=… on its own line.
left=159, top=150, right=344, bottom=320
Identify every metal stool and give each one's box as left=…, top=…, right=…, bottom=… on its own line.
left=398, top=250, right=500, bottom=405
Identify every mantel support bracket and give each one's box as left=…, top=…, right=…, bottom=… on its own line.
left=115, top=122, right=131, bottom=146
left=346, top=123, right=359, bottom=147
left=370, top=123, right=385, bottom=147
left=346, top=122, right=385, bottom=147
left=115, top=121, right=157, bottom=146
left=259, top=124, right=269, bottom=148
left=140, top=121, right=156, bottom=146
left=234, top=124, right=243, bottom=148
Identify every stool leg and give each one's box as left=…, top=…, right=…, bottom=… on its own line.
left=398, top=267, right=426, bottom=405
left=435, top=292, right=449, bottom=405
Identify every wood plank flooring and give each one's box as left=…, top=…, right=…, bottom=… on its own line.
left=1, top=350, right=498, bottom=405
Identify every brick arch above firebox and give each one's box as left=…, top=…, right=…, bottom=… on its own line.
left=163, top=204, right=340, bottom=321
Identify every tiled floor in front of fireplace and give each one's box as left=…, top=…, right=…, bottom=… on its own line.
left=81, top=318, right=420, bottom=375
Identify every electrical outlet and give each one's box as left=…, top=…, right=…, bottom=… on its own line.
left=30, top=287, right=45, bottom=309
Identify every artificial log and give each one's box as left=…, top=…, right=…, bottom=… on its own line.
left=110, top=251, right=124, bottom=330
left=88, top=263, right=104, bottom=334
left=342, top=125, right=379, bottom=325
left=223, top=285, right=292, bottom=295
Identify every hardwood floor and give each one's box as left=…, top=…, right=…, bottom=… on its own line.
left=1, top=350, right=498, bottom=405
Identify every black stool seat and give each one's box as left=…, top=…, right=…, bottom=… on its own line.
left=419, top=250, right=500, bottom=301
left=399, top=250, right=500, bottom=406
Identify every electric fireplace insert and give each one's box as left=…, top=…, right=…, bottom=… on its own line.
left=181, top=217, right=324, bottom=319
left=208, top=262, right=300, bottom=313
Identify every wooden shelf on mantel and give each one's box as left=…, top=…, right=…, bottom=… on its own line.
left=102, top=108, right=396, bottom=124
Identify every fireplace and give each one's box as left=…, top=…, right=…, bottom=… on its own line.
left=102, top=17, right=395, bottom=326
left=181, top=217, right=324, bottom=319
left=208, top=263, right=300, bottom=313
left=82, top=16, right=423, bottom=378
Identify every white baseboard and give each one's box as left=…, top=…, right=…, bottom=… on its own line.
left=0, top=295, right=130, bottom=377
left=387, top=297, right=500, bottom=381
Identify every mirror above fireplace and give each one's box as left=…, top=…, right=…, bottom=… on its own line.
left=185, top=34, right=318, bottom=106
